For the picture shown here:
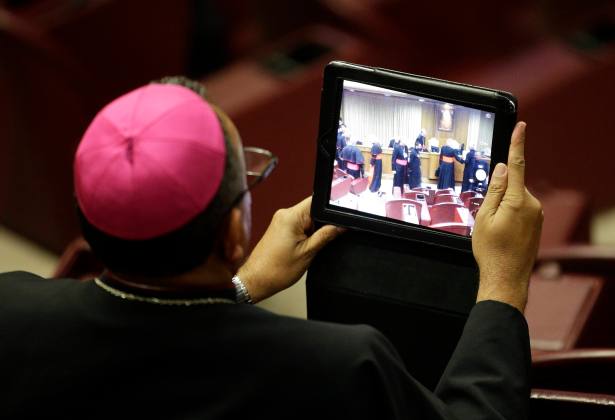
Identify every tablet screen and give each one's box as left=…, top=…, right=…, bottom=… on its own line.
left=330, top=80, right=495, bottom=237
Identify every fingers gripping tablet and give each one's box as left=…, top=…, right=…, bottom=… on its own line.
left=311, top=61, right=517, bottom=252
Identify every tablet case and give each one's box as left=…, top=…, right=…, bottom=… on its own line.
left=306, top=229, right=478, bottom=391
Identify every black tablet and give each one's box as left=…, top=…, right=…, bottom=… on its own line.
left=311, top=61, right=517, bottom=252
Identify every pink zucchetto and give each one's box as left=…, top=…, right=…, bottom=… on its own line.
left=74, top=83, right=226, bottom=240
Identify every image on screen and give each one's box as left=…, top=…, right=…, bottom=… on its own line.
left=330, top=80, right=495, bottom=237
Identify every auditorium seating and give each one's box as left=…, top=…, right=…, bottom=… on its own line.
left=429, top=223, right=471, bottom=236
left=333, top=167, right=347, bottom=180
left=459, top=190, right=479, bottom=204
left=532, top=348, right=615, bottom=395
left=403, top=191, right=423, bottom=201
left=52, top=237, right=102, bottom=280
left=412, top=187, right=435, bottom=205
left=0, top=8, right=97, bottom=253
left=525, top=245, right=615, bottom=354
left=435, top=188, right=454, bottom=196
left=202, top=25, right=367, bottom=247
left=529, top=389, right=615, bottom=419
left=330, top=176, right=353, bottom=201
left=350, top=177, right=368, bottom=195
left=385, top=199, right=419, bottom=224
left=467, top=197, right=484, bottom=215
left=434, top=194, right=458, bottom=205
left=429, top=203, right=464, bottom=225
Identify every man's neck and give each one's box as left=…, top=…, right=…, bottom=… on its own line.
left=107, top=260, right=235, bottom=293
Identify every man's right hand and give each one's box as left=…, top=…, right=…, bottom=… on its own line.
left=472, top=122, right=543, bottom=313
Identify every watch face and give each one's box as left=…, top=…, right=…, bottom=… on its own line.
left=475, top=168, right=487, bottom=181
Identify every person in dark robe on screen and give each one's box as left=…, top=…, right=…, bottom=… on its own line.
left=436, top=139, right=464, bottom=190
left=461, top=147, right=477, bottom=192
left=340, top=138, right=364, bottom=179
left=336, top=124, right=347, bottom=170
left=387, top=138, right=397, bottom=148
left=369, top=142, right=383, bottom=192
left=408, top=140, right=423, bottom=189
left=415, top=128, right=426, bottom=148
left=391, top=139, right=408, bottom=197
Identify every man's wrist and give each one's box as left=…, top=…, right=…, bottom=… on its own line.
left=232, top=274, right=253, bottom=304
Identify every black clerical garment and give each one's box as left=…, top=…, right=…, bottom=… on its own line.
left=437, top=146, right=463, bottom=190
left=415, top=134, right=426, bottom=147
left=392, top=143, right=408, bottom=191
left=340, top=144, right=364, bottom=179
left=336, top=132, right=347, bottom=170
left=461, top=149, right=476, bottom=193
left=369, top=144, right=383, bottom=192
left=0, top=272, right=530, bottom=420
left=408, top=147, right=422, bottom=189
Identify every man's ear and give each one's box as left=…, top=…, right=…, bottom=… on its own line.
left=223, top=207, right=248, bottom=266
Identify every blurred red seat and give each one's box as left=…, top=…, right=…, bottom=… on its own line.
left=532, top=349, right=615, bottom=395
left=530, top=245, right=615, bottom=349
left=429, top=202, right=464, bottom=225
left=0, top=8, right=97, bottom=253
left=53, top=237, right=103, bottom=280
left=530, top=389, right=615, bottom=420
left=429, top=222, right=471, bottom=236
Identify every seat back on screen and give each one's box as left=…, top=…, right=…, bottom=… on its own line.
left=435, top=188, right=454, bottom=196
left=384, top=199, right=416, bottom=222
left=330, top=176, right=353, bottom=201
left=350, top=177, right=368, bottom=195
left=430, top=202, right=463, bottom=225
left=460, top=190, right=478, bottom=203
left=468, top=197, right=484, bottom=214
left=434, top=194, right=458, bottom=205
left=430, top=222, right=471, bottom=236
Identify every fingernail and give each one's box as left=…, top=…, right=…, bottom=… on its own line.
left=493, top=163, right=507, bottom=177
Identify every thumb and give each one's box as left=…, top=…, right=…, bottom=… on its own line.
left=479, top=163, right=508, bottom=219
left=304, top=225, right=343, bottom=256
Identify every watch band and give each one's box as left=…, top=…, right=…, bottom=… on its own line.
left=232, top=274, right=253, bottom=304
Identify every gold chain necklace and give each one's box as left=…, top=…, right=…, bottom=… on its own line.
left=94, top=278, right=236, bottom=306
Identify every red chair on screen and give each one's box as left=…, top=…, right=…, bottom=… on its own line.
left=460, top=190, right=479, bottom=203
left=435, top=188, right=454, bottom=196
left=385, top=199, right=418, bottom=223
left=413, top=187, right=435, bottom=204
left=430, top=222, right=471, bottom=236
left=333, top=167, right=347, bottom=180
left=434, top=194, right=458, bottom=205
left=330, top=177, right=353, bottom=201
left=468, top=197, right=484, bottom=214
left=429, top=202, right=464, bottom=224
left=350, top=177, right=369, bottom=195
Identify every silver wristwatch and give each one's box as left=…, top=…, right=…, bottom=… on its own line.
left=232, top=275, right=253, bottom=304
